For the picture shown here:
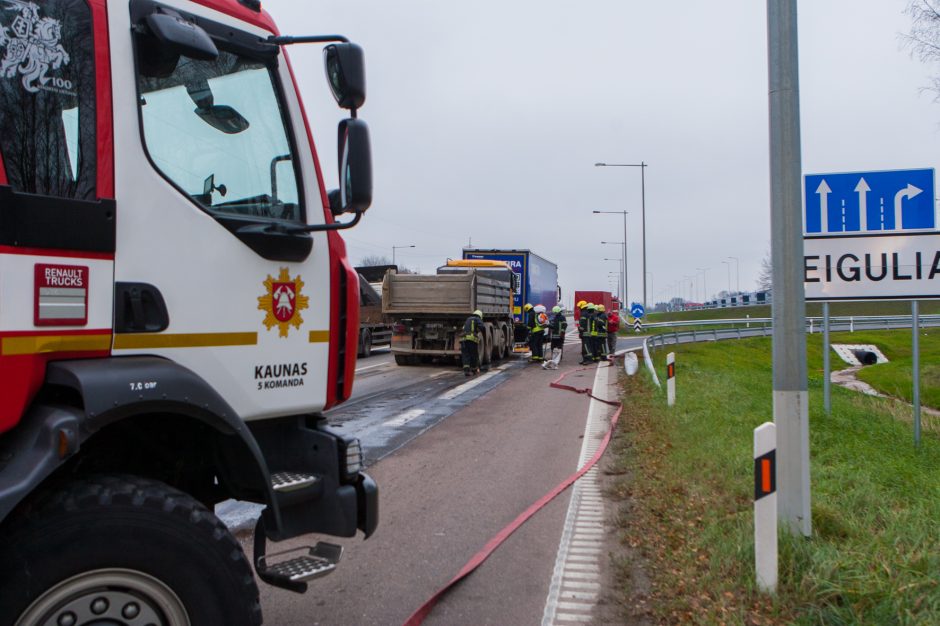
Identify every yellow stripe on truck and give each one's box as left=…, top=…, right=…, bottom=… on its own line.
left=113, top=332, right=258, bottom=350
left=2, top=334, right=112, bottom=356
left=308, top=330, right=330, bottom=343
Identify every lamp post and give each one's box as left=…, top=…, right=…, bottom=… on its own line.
left=728, top=256, right=740, bottom=293
left=696, top=267, right=709, bottom=303
left=392, top=244, right=415, bottom=268
left=604, top=257, right=623, bottom=302
left=600, top=239, right=626, bottom=303
left=595, top=162, right=648, bottom=308
left=722, top=260, right=731, bottom=296
left=595, top=210, right=628, bottom=304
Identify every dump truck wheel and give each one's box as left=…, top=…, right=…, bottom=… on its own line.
left=0, top=475, right=261, bottom=626
left=358, top=329, right=372, bottom=358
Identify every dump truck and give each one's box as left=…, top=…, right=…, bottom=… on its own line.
left=383, top=260, right=516, bottom=366
left=355, top=266, right=395, bottom=357
left=0, top=2, right=378, bottom=623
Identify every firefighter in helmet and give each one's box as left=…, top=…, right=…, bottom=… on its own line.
left=461, top=309, right=485, bottom=376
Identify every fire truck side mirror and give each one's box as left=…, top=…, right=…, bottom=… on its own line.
left=324, top=43, right=366, bottom=110
left=334, top=118, right=373, bottom=215
left=145, top=10, right=218, bottom=61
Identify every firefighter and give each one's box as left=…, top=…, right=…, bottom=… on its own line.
left=579, top=302, right=594, bottom=364
left=607, top=306, right=620, bottom=355
left=526, top=303, right=545, bottom=362
left=595, top=304, right=609, bottom=361
left=543, top=305, right=567, bottom=369
left=460, top=309, right=485, bottom=376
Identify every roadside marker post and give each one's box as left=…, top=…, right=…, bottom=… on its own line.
left=754, top=422, right=778, bottom=593
left=666, top=352, right=676, bottom=406
left=633, top=318, right=643, bottom=333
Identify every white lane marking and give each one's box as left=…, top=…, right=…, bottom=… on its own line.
left=355, top=361, right=389, bottom=373
left=554, top=613, right=592, bottom=623
left=557, top=601, right=594, bottom=611
left=561, top=591, right=598, bottom=601
left=385, top=409, right=426, bottom=427
left=542, top=361, right=613, bottom=626
left=437, top=369, right=502, bottom=400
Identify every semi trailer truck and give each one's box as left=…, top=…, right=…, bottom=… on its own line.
left=0, top=1, right=378, bottom=624
left=383, top=260, right=516, bottom=366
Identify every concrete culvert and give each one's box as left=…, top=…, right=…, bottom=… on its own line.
left=852, top=350, right=878, bottom=366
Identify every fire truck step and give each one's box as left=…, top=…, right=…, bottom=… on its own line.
left=270, top=471, right=320, bottom=493
left=256, top=542, right=343, bottom=583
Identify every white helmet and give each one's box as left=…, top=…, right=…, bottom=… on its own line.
left=534, top=304, right=546, bottom=313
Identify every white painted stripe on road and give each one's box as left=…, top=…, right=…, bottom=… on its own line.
left=560, top=581, right=601, bottom=590
left=560, top=591, right=598, bottom=601
left=564, top=563, right=600, bottom=572
left=562, top=571, right=600, bottom=581
left=437, top=369, right=502, bottom=400
left=557, top=601, right=594, bottom=611
left=385, top=409, right=426, bottom=427
left=355, top=362, right=388, bottom=373
left=542, top=363, right=614, bottom=626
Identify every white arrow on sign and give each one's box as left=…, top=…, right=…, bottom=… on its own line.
left=854, top=177, right=870, bottom=231
left=893, top=183, right=923, bottom=230
left=815, top=179, right=831, bottom=232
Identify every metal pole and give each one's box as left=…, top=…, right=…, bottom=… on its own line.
left=913, top=300, right=921, bottom=447
left=823, top=302, right=830, bottom=415
left=768, top=0, right=811, bottom=537
left=641, top=162, right=647, bottom=310
left=623, top=212, right=628, bottom=307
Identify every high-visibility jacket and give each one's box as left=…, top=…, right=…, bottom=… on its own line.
left=549, top=312, right=567, bottom=335
left=578, top=312, right=589, bottom=336
left=462, top=315, right=483, bottom=342
left=595, top=312, right=608, bottom=337
left=526, top=309, right=544, bottom=334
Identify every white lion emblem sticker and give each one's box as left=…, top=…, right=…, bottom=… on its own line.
left=0, top=1, right=71, bottom=94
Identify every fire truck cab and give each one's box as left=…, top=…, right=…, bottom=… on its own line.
left=0, top=1, right=377, bottom=623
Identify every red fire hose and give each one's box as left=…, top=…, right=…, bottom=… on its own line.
left=403, top=363, right=622, bottom=625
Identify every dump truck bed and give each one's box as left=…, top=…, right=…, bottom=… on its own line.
left=382, top=271, right=512, bottom=317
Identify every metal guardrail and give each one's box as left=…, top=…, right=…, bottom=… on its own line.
left=644, top=315, right=940, bottom=351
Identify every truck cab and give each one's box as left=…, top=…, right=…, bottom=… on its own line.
left=0, top=1, right=377, bottom=623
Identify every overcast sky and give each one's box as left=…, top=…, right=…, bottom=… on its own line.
left=263, top=0, right=939, bottom=308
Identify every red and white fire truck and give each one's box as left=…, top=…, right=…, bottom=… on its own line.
left=0, top=1, right=377, bottom=623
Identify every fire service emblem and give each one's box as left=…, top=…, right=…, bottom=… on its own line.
left=258, top=268, right=309, bottom=337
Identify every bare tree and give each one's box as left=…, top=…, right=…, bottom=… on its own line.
left=757, top=249, right=773, bottom=292
left=359, top=254, right=392, bottom=266
left=904, top=1, right=940, bottom=96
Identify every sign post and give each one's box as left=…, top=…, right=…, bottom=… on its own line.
left=754, top=422, right=778, bottom=593
left=666, top=352, right=676, bottom=406
left=913, top=300, right=921, bottom=447
left=823, top=302, right=831, bottom=415
left=768, top=0, right=811, bottom=538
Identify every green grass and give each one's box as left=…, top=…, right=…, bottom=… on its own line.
left=612, top=334, right=940, bottom=624
left=647, top=300, right=940, bottom=324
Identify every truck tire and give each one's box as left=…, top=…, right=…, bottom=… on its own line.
left=358, top=329, right=372, bottom=358
left=0, top=475, right=262, bottom=626
left=395, top=354, right=412, bottom=366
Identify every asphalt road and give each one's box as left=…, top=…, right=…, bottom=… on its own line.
left=245, top=351, right=623, bottom=624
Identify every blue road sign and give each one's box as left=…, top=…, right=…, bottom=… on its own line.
left=630, top=302, right=645, bottom=318
left=804, top=169, right=936, bottom=235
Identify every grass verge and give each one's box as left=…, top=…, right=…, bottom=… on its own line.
left=610, top=336, right=940, bottom=624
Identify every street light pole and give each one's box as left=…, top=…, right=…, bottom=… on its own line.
left=595, top=162, right=648, bottom=308
left=600, top=239, right=626, bottom=304
left=392, top=244, right=415, bottom=268
left=696, top=267, right=709, bottom=303
left=595, top=210, right=628, bottom=306
left=728, top=256, right=740, bottom=293
left=722, top=260, right=731, bottom=295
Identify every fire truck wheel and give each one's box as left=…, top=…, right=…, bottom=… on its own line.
left=0, top=475, right=262, bottom=626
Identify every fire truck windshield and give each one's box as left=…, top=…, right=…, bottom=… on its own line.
left=135, top=45, right=302, bottom=222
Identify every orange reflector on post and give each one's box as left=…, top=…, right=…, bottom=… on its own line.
left=754, top=450, right=776, bottom=500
